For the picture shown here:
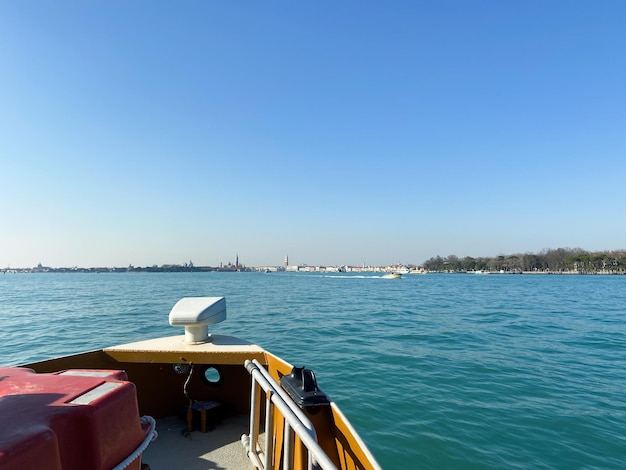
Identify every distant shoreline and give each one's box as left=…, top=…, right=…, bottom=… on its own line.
left=2, top=267, right=625, bottom=275
left=4, top=248, right=625, bottom=275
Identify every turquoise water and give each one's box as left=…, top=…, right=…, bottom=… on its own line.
left=1, top=272, right=625, bottom=469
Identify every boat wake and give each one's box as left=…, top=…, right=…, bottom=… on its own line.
left=323, top=275, right=393, bottom=279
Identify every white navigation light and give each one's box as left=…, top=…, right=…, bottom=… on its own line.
left=168, top=297, right=226, bottom=344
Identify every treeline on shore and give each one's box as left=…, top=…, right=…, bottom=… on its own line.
left=423, top=248, right=626, bottom=273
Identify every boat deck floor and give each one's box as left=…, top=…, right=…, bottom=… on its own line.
left=142, top=415, right=252, bottom=470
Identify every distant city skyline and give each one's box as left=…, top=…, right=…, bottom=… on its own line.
left=4, top=246, right=625, bottom=271
left=2, top=2, right=625, bottom=270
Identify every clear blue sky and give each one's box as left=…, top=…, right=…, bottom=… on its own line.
left=2, top=1, right=625, bottom=268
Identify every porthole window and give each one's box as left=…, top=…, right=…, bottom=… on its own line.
left=201, top=365, right=223, bottom=386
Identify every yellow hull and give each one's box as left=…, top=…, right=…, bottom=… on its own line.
left=23, top=333, right=381, bottom=470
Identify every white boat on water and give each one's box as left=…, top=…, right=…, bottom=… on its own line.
left=382, top=273, right=402, bottom=279
left=0, top=297, right=381, bottom=470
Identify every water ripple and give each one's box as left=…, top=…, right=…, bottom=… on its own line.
left=1, top=272, right=626, bottom=469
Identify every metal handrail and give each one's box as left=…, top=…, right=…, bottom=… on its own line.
left=242, top=359, right=338, bottom=470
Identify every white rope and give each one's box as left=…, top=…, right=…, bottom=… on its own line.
left=112, top=415, right=158, bottom=470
